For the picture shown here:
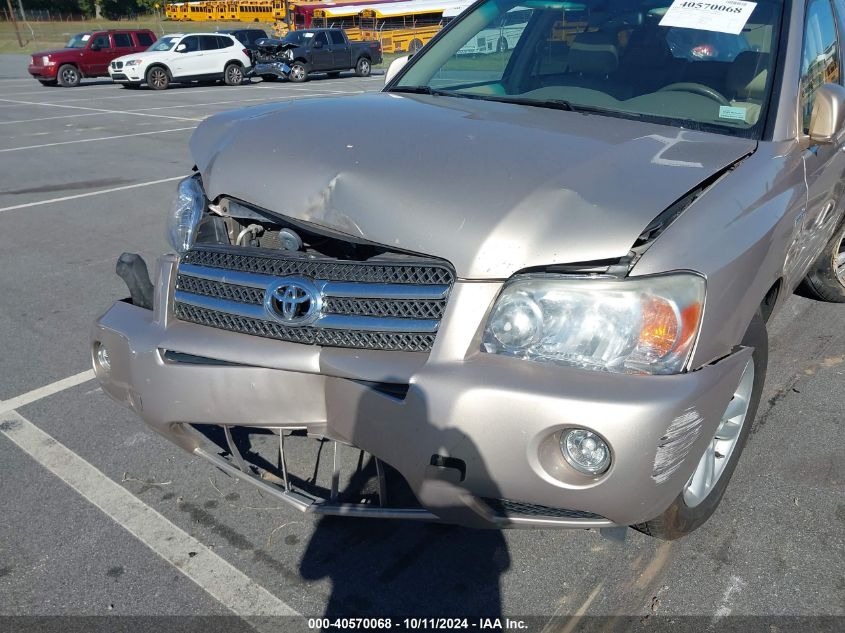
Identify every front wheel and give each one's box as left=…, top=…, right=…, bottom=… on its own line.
left=56, top=64, right=80, bottom=87
left=355, top=57, right=371, bottom=77
left=289, top=61, right=308, bottom=82
left=632, top=311, right=768, bottom=540
left=223, top=63, right=244, bottom=86
left=146, top=66, right=170, bottom=90
left=797, top=220, right=845, bottom=302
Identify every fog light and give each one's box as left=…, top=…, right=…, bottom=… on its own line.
left=95, top=343, right=110, bottom=372
left=561, top=429, right=610, bottom=475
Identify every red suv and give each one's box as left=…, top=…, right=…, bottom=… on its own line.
left=28, top=29, right=156, bottom=87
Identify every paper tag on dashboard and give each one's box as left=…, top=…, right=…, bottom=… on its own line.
left=718, top=105, right=748, bottom=121
left=659, top=0, right=757, bottom=35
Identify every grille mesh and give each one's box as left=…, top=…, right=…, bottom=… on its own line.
left=174, top=248, right=453, bottom=353
left=483, top=498, right=606, bottom=520
left=175, top=303, right=437, bottom=352
left=183, top=248, right=454, bottom=285
left=176, top=275, right=264, bottom=305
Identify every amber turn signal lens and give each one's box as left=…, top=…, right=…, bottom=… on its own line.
left=638, top=296, right=680, bottom=358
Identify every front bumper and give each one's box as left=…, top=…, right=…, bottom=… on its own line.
left=109, top=68, right=142, bottom=83
left=251, top=61, right=292, bottom=79
left=28, top=63, right=58, bottom=79
left=92, top=255, right=752, bottom=529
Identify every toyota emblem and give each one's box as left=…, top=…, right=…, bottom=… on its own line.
left=264, top=277, right=321, bottom=326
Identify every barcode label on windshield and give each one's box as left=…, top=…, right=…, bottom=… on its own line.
left=659, top=0, right=757, bottom=35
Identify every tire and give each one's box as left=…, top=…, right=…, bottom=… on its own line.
left=56, top=64, right=80, bottom=87
left=797, top=220, right=845, bottom=302
left=38, top=79, right=57, bottom=87
left=289, top=61, right=308, bottom=82
left=408, top=39, right=423, bottom=54
left=223, top=62, right=244, bottom=86
left=327, top=71, right=341, bottom=78
left=632, top=311, right=768, bottom=540
left=146, top=66, right=170, bottom=90
left=355, top=56, right=371, bottom=77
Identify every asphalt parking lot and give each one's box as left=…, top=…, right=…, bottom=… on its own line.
left=0, top=53, right=843, bottom=632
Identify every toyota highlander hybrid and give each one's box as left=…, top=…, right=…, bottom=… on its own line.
left=93, top=0, right=845, bottom=539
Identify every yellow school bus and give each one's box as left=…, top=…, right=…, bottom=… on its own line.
left=237, top=0, right=275, bottom=21
left=358, top=0, right=470, bottom=53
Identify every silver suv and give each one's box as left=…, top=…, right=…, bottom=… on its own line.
left=93, top=0, right=845, bottom=539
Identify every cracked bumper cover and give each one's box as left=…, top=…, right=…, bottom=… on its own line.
left=91, top=255, right=752, bottom=529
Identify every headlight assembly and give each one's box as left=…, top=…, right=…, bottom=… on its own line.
left=167, top=175, right=205, bottom=254
left=124, top=59, right=143, bottom=67
left=482, top=273, right=705, bottom=375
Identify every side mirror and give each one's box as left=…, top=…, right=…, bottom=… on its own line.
left=176, top=43, right=187, bottom=53
left=808, top=83, right=845, bottom=144
left=313, top=39, right=323, bottom=49
left=90, top=44, right=100, bottom=51
left=384, top=55, right=410, bottom=85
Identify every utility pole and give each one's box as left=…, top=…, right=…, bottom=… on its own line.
left=5, top=0, right=23, bottom=47
left=15, top=0, right=23, bottom=21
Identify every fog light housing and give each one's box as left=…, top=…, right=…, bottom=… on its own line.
left=561, top=429, right=610, bottom=475
left=94, top=343, right=110, bottom=372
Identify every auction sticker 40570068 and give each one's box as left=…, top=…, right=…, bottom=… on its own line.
left=659, top=0, right=758, bottom=35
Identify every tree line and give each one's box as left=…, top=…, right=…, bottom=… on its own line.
left=19, top=1, right=163, bottom=19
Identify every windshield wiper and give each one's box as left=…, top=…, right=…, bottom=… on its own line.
left=389, top=85, right=458, bottom=96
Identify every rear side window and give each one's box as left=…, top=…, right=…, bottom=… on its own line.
left=136, top=32, right=154, bottom=47
left=199, top=35, right=221, bottom=51
left=217, top=36, right=234, bottom=48
left=113, top=33, right=132, bottom=48
left=330, top=31, right=345, bottom=46
left=801, top=0, right=842, bottom=132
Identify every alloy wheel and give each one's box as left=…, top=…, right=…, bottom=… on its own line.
left=227, top=65, right=243, bottom=84
left=290, top=65, right=305, bottom=81
left=683, top=359, right=755, bottom=508
left=149, top=68, right=167, bottom=89
left=835, top=232, right=845, bottom=287
left=60, top=67, right=78, bottom=85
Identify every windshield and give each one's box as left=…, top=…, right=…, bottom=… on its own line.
left=149, top=36, right=180, bottom=52
left=284, top=31, right=315, bottom=45
left=393, top=0, right=784, bottom=137
left=65, top=33, right=92, bottom=48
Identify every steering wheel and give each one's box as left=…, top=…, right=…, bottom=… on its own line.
left=657, top=82, right=730, bottom=105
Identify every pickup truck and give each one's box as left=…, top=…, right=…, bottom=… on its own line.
left=93, top=0, right=845, bottom=540
left=28, top=29, right=156, bottom=87
left=252, top=28, right=381, bottom=82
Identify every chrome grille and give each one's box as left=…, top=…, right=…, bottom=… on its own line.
left=182, top=248, right=454, bottom=285
left=173, top=248, right=454, bottom=353
left=112, top=60, right=123, bottom=69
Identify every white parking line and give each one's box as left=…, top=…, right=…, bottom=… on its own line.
left=0, top=112, right=103, bottom=125
left=0, top=370, right=95, bottom=415
left=0, top=175, right=185, bottom=214
left=0, top=410, right=300, bottom=625
left=0, top=97, right=203, bottom=122
left=0, top=126, right=196, bottom=153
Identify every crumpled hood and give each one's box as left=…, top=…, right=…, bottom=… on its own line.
left=192, top=92, right=756, bottom=279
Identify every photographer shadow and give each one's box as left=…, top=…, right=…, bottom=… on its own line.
left=299, top=382, right=510, bottom=622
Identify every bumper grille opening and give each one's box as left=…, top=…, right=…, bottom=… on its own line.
left=483, top=498, right=606, bottom=521
left=191, top=424, right=423, bottom=510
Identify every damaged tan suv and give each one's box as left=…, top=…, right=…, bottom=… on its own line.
left=93, top=0, right=845, bottom=539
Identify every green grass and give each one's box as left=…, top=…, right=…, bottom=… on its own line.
left=0, top=17, right=395, bottom=67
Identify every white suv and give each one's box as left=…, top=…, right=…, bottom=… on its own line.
left=109, top=33, right=251, bottom=89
